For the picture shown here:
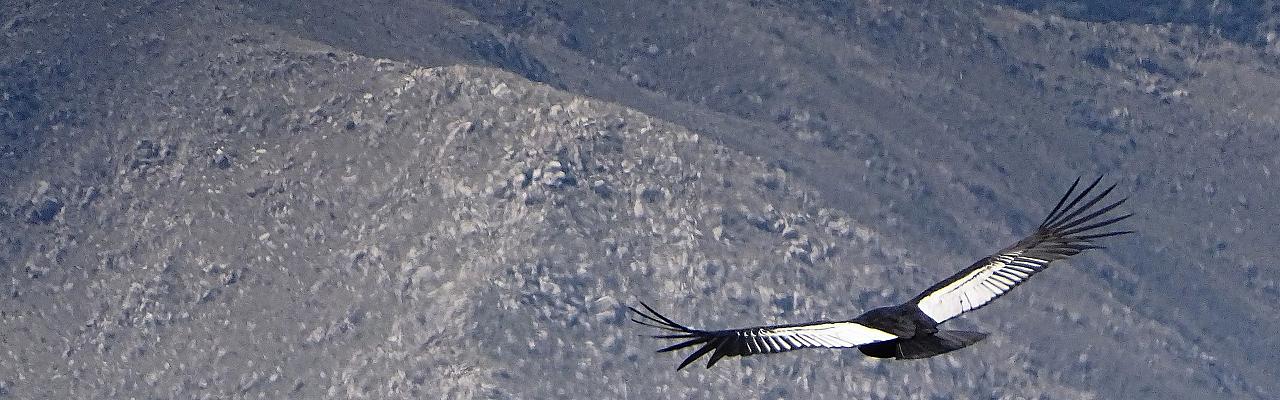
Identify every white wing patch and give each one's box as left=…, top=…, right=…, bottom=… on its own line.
left=915, top=250, right=1051, bottom=323
left=748, top=321, right=899, bottom=352
left=631, top=302, right=904, bottom=369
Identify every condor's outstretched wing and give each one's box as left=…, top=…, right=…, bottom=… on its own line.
left=912, top=177, right=1134, bottom=324
left=629, top=302, right=898, bottom=370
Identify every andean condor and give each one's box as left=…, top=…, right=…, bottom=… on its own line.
left=631, top=177, right=1133, bottom=369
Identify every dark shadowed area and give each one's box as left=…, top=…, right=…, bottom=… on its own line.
left=2, top=1, right=1277, bottom=398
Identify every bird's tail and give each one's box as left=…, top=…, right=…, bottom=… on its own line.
left=859, top=330, right=988, bottom=359
left=897, top=330, right=988, bottom=359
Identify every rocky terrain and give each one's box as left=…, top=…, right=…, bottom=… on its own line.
left=2, top=1, right=1277, bottom=398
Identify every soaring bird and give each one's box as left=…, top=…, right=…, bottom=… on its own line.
left=631, top=177, right=1132, bottom=370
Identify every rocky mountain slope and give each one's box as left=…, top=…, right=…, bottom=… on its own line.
left=2, top=0, right=1277, bottom=398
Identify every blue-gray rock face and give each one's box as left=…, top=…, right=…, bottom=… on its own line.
left=1, top=1, right=1277, bottom=399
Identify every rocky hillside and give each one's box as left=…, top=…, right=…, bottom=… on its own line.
left=2, top=1, right=1277, bottom=398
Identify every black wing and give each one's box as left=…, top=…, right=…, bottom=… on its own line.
left=629, top=302, right=898, bottom=370
left=911, top=176, right=1133, bottom=324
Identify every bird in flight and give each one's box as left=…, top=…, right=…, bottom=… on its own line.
left=631, top=177, right=1132, bottom=370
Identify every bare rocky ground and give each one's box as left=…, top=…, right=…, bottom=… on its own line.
left=1, top=1, right=1277, bottom=399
